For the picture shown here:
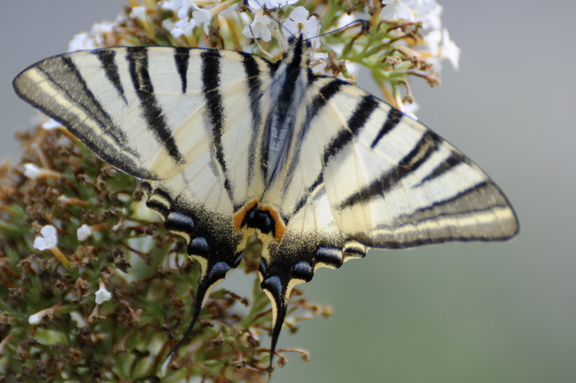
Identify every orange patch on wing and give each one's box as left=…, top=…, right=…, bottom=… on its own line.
left=233, top=201, right=287, bottom=241
left=233, top=200, right=259, bottom=230
left=259, top=205, right=286, bottom=241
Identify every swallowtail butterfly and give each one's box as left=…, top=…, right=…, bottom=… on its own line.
left=13, top=35, right=518, bottom=372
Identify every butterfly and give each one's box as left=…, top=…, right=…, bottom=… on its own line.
left=13, top=34, right=518, bottom=373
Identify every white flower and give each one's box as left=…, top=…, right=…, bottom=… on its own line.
left=28, top=312, right=43, bottom=325
left=130, top=6, right=147, bottom=22
left=401, top=100, right=419, bottom=119
left=242, top=15, right=273, bottom=42
left=192, top=7, right=211, bottom=35
left=162, top=1, right=211, bottom=36
left=42, top=119, right=61, bottom=130
left=23, top=164, right=43, bottom=179
left=171, top=18, right=197, bottom=38
left=67, top=21, right=116, bottom=52
left=28, top=308, right=52, bottom=325
left=77, top=224, right=93, bottom=241
left=95, top=282, right=112, bottom=304
left=22, top=163, right=60, bottom=179
left=161, top=0, right=194, bottom=20
left=33, top=225, right=58, bottom=251
left=283, top=6, right=320, bottom=40
left=161, top=0, right=191, bottom=14
left=418, top=1, right=442, bottom=30
left=90, top=21, right=115, bottom=36
left=69, top=311, right=86, bottom=328
left=381, top=0, right=415, bottom=22
left=111, top=220, right=125, bottom=232
left=381, top=0, right=442, bottom=30
left=310, top=51, right=329, bottom=74
left=68, top=32, right=97, bottom=51
left=162, top=18, right=177, bottom=34
left=424, top=28, right=460, bottom=70
left=247, top=0, right=299, bottom=10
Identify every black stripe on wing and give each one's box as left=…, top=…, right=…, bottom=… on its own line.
left=260, top=61, right=303, bottom=183
left=403, top=180, right=518, bottom=234
left=371, top=107, right=403, bottom=148
left=14, top=53, right=156, bottom=176
left=240, top=51, right=266, bottom=187
left=287, top=83, right=377, bottom=219
left=279, top=79, right=344, bottom=216
left=338, top=130, right=441, bottom=210
left=200, top=49, right=235, bottom=201
left=93, top=50, right=127, bottom=104
left=322, top=94, right=379, bottom=164
left=290, top=174, right=324, bottom=218
left=38, top=56, right=130, bottom=150
left=269, top=79, right=342, bottom=220
left=419, top=151, right=467, bottom=185
left=286, top=79, right=344, bottom=176
left=127, top=47, right=184, bottom=165
left=174, top=47, right=191, bottom=93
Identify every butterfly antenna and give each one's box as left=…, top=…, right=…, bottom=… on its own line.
left=306, top=19, right=369, bottom=42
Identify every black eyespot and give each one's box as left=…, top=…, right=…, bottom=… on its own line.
left=292, top=261, right=314, bottom=282
left=188, top=236, right=209, bottom=256
left=207, top=262, right=231, bottom=282
left=316, top=246, right=343, bottom=268
left=165, top=211, right=195, bottom=233
left=261, top=275, right=283, bottom=299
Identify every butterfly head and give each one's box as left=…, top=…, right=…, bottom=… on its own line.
left=284, top=34, right=313, bottom=68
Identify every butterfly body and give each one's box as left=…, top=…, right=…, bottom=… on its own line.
left=13, top=35, right=518, bottom=371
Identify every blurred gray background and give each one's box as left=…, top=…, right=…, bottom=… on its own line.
left=1, top=1, right=575, bottom=383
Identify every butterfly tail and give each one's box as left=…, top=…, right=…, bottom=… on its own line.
left=166, top=252, right=242, bottom=358
left=261, top=274, right=290, bottom=375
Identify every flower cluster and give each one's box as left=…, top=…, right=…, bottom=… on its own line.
left=381, top=0, right=460, bottom=69
left=66, top=0, right=459, bottom=112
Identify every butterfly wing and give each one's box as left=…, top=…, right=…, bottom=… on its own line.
left=13, top=46, right=275, bottom=352
left=254, top=75, right=518, bottom=359
left=307, top=77, right=519, bottom=247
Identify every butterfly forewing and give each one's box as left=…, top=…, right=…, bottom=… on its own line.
left=303, top=81, right=519, bottom=247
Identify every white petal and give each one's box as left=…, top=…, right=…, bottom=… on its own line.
left=28, top=312, right=44, bottom=325
left=33, top=225, right=58, bottom=251
left=42, top=119, right=61, bottom=130
left=95, top=283, right=112, bottom=304
left=129, top=6, right=147, bottom=21
left=23, top=163, right=42, bottom=179
left=77, top=224, right=93, bottom=241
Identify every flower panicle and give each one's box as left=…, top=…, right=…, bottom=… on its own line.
left=68, top=0, right=459, bottom=111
